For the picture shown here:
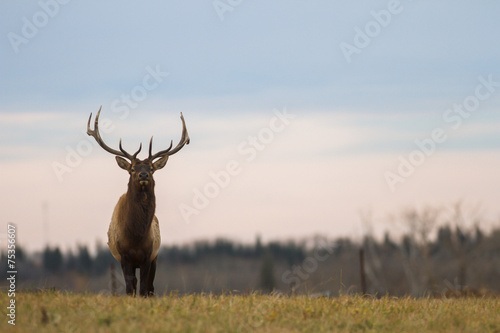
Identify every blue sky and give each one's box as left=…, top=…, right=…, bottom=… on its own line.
left=2, top=1, right=499, bottom=112
left=1, top=1, right=500, bottom=252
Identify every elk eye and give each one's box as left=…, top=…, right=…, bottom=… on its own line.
left=131, top=168, right=135, bottom=173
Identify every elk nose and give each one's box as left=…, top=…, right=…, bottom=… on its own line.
left=139, top=172, right=149, bottom=180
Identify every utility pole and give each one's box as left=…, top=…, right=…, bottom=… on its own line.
left=42, top=201, right=49, bottom=246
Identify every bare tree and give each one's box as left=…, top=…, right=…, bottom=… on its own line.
left=397, top=206, right=442, bottom=296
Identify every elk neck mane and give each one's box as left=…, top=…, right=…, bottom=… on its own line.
left=121, top=178, right=157, bottom=239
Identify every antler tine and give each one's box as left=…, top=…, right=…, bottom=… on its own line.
left=149, top=137, right=153, bottom=158
left=87, top=106, right=136, bottom=160
left=148, top=136, right=173, bottom=160
left=149, top=113, right=190, bottom=161
left=132, top=143, right=142, bottom=159
left=119, top=139, right=142, bottom=160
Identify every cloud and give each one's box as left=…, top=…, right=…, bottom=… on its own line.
left=2, top=110, right=500, bottom=253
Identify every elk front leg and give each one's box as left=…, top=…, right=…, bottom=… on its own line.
left=147, top=256, right=157, bottom=297
left=139, top=260, right=152, bottom=297
left=121, top=259, right=137, bottom=296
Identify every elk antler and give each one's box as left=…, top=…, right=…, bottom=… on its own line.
left=148, top=112, right=190, bottom=161
left=87, top=106, right=142, bottom=160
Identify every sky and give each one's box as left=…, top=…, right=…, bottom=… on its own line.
left=1, top=1, right=500, bottom=253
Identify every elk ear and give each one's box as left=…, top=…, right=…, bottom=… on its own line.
left=152, top=155, right=169, bottom=171
left=115, top=156, right=131, bottom=171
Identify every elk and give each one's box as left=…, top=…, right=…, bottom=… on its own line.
left=87, top=107, right=189, bottom=297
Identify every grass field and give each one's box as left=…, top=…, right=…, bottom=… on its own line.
left=1, top=291, right=499, bottom=332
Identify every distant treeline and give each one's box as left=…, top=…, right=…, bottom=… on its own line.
left=2, top=207, right=500, bottom=296
left=1, top=237, right=305, bottom=277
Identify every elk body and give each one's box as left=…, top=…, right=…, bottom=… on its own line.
left=87, top=107, right=189, bottom=297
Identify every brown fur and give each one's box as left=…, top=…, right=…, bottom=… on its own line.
left=108, top=159, right=165, bottom=297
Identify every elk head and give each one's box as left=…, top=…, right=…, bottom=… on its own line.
left=87, top=106, right=190, bottom=192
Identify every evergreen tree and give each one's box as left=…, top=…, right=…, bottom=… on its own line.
left=259, top=250, right=276, bottom=293
left=77, top=245, right=92, bottom=274
left=43, top=246, right=63, bottom=273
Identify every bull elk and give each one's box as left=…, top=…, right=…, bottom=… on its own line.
left=87, top=107, right=189, bottom=297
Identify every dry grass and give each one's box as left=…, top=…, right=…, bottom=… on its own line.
left=1, top=290, right=500, bottom=332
